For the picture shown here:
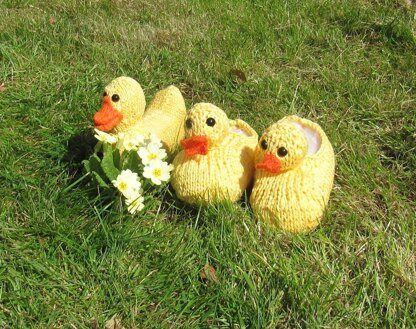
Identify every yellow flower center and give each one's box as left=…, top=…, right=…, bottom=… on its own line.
left=152, top=168, right=162, bottom=178
left=148, top=153, right=158, bottom=161
left=118, top=181, right=128, bottom=191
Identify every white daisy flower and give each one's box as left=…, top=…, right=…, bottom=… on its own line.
left=143, top=160, right=172, bottom=185
left=138, top=143, right=167, bottom=165
left=149, top=133, right=163, bottom=148
left=94, top=129, right=117, bottom=144
left=123, top=134, right=145, bottom=151
left=125, top=195, right=145, bottom=214
left=112, top=169, right=142, bottom=199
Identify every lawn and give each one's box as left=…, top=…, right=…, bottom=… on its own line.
left=1, top=0, right=415, bottom=327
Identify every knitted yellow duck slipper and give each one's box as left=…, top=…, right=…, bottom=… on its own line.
left=171, top=103, right=258, bottom=205
left=249, top=115, right=335, bottom=233
left=93, top=76, right=186, bottom=153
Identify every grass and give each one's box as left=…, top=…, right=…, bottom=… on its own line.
left=1, top=0, right=415, bottom=327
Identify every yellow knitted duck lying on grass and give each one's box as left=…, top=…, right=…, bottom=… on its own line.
left=93, top=76, right=186, bottom=153
left=250, top=115, right=335, bottom=233
left=171, top=103, right=258, bottom=204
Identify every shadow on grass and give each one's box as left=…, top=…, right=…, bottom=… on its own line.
left=59, top=129, right=108, bottom=212
left=62, top=128, right=96, bottom=177
left=159, top=184, right=256, bottom=228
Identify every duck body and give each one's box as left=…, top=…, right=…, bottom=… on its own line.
left=93, top=77, right=186, bottom=153
left=171, top=104, right=258, bottom=205
left=250, top=115, right=335, bottom=233
left=124, top=85, right=186, bottom=153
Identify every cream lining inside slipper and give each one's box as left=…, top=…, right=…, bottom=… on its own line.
left=230, top=127, right=250, bottom=136
left=291, top=121, right=322, bottom=155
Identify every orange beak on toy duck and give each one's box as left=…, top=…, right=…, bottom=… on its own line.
left=93, top=96, right=123, bottom=132
left=180, top=136, right=210, bottom=157
left=256, top=153, right=281, bottom=174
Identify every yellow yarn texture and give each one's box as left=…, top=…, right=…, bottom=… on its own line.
left=126, top=85, right=186, bottom=153
left=250, top=115, right=335, bottom=233
left=171, top=103, right=258, bottom=205
left=101, top=76, right=186, bottom=153
left=105, top=76, right=146, bottom=134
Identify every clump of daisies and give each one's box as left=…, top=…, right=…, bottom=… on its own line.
left=83, top=129, right=173, bottom=214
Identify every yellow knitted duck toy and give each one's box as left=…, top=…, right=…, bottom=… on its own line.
left=171, top=103, right=258, bottom=204
left=93, top=76, right=186, bottom=153
left=250, top=115, right=335, bottom=233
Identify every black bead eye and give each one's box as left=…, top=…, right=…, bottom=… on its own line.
left=206, top=117, right=216, bottom=127
left=103, top=91, right=107, bottom=97
left=261, top=139, right=268, bottom=150
left=186, top=118, right=193, bottom=129
left=111, top=94, right=120, bottom=102
left=277, top=147, right=288, bottom=157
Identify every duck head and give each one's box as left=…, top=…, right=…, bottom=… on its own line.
left=180, top=103, right=229, bottom=157
left=93, top=76, right=145, bottom=133
left=255, top=117, right=319, bottom=175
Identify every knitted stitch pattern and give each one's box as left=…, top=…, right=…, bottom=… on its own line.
left=171, top=103, right=258, bottom=205
left=249, top=115, right=335, bottom=233
left=126, top=85, right=186, bottom=153
left=94, top=76, right=146, bottom=133
left=94, top=76, right=186, bottom=153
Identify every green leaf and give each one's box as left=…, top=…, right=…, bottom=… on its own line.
left=82, top=159, right=90, bottom=173
left=83, top=154, right=110, bottom=187
left=113, top=147, right=121, bottom=169
left=91, top=171, right=109, bottom=188
left=101, top=143, right=120, bottom=181
left=89, top=154, right=104, bottom=175
left=123, top=150, right=141, bottom=171
left=94, top=141, right=103, bottom=153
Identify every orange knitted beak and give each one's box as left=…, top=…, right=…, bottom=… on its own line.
left=256, top=153, right=281, bottom=174
left=93, top=96, right=123, bottom=132
left=180, top=136, right=209, bottom=157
